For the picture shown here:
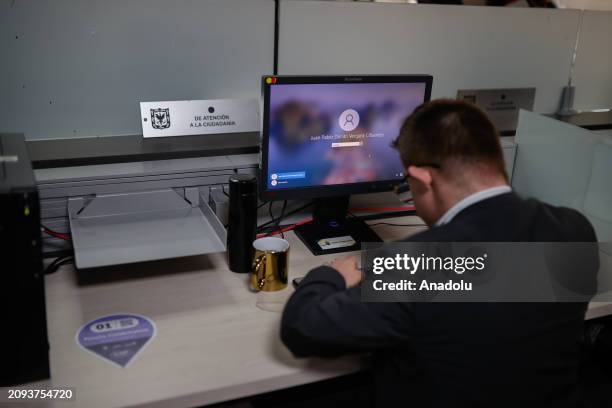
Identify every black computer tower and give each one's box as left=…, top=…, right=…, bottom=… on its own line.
left=0, top=134, right=50, bottom=385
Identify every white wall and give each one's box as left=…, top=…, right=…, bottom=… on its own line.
left=572, top=10, right=612, bottom=111
left=556, top=0, right=612, bottom=11
left=0, top=0, right=275, bottom=140
left=2, top=0, right=610, bottom=141
left=278, top=1, right=582, bottom=114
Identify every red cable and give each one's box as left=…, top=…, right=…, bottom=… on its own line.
left=42, top=226, right=71, bottom=241
left=257, top=206, right=417, bottom=238
left=258, top=217, right=313, bottom=238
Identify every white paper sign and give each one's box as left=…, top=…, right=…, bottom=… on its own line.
left=140, top=98, right=259, bottom=138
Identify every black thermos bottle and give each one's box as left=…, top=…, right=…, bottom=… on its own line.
left=227, top=174, right=258, bottom=273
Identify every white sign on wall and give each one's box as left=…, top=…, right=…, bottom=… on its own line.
left=140, top=98, right=259, bottom=138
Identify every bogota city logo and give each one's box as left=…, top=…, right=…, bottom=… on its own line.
left=150, top=108, right=170, bottom=129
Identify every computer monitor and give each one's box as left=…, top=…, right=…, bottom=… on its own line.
left=260, top=75, right=433, bottom=255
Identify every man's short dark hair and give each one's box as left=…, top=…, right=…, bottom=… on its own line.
left=393, top=99, right=508, bottom=181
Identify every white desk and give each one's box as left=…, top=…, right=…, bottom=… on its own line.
left=34, top=217, right=424, bottom=408
left=33, top=216, right=611, bottom=407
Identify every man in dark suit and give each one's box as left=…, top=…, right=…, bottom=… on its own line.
left=281, top=99, right=598, bottom=407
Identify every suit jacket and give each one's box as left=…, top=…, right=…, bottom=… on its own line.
left=281, top=192, right=598, bottom=407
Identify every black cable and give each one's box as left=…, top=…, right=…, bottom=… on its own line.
left=44, top=256, right=71, bottom=274
left=265, top=200, right=287, bottom=238
left=354, top=210, right=417, bottom=222
left=257, top=202, right=416, bottom=233
left=257, top=200, right=315, bottom=232
left=349, top=209, right=424, bottom=228
left=273, top=200, right=287, bottom=238
left=267, top=201, right=275, bottom=228
left=368, top=222, right=427, bottom=228
left=53, top=256, right=74, bottom=271
left=43, top=255, right=74, bottom=275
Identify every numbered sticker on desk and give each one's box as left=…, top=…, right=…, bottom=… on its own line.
left=76, top=314, right=156, bottom=368
left=90, top=317, right=138, bottom=333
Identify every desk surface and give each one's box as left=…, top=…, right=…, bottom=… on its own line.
left=36, top=217, right=611, bottom=408
left=36, top=217, right=423, bottom=408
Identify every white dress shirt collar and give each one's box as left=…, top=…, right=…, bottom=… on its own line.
left=434, top=185, right=512, bottom=227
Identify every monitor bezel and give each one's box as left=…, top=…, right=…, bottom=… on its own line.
left=259, top=75, right=433, bottom=201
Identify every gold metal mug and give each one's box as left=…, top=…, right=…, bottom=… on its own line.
left=251, top=237, right=289, bottom=292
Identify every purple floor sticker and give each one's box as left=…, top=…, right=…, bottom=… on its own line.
left=76, top=314, right=156, bottom=367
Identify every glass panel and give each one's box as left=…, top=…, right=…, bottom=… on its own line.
left=513, top=110, right=612, bottom=295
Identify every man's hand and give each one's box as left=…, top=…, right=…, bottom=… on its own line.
left=328, top=256, right=362, bottom=288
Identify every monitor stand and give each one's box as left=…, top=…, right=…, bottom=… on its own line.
left=294, top=196, right=382, bottom=255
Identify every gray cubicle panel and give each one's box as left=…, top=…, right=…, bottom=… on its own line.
left=513, top=110, right=612, bottom=242
left=277, top=1, right=581, bottom=114
left=0, top=0, right=275, bottom=140
left=572, top=10, right=612, bottom=111
left=512, top=110, right=612, bottom=296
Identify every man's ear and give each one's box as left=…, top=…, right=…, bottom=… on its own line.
left=408, top=165, right=433, bottom=189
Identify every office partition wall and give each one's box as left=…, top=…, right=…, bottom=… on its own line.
left=572, top=10, right=612, bottom=111
left=0, top=0, right=275, bottom=140
left=513, top=111, right=612, bottom=241
left=513, top=110, right=612, bottom=296
left=2, top=0, right=611, bottom=142
left=277, top=1, right=581, bottom=114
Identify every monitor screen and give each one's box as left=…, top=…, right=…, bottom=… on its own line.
left=260, top=75, right=432, bottom=200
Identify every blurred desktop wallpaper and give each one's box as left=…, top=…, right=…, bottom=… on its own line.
left=267, top=83, right=426, bottom=189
